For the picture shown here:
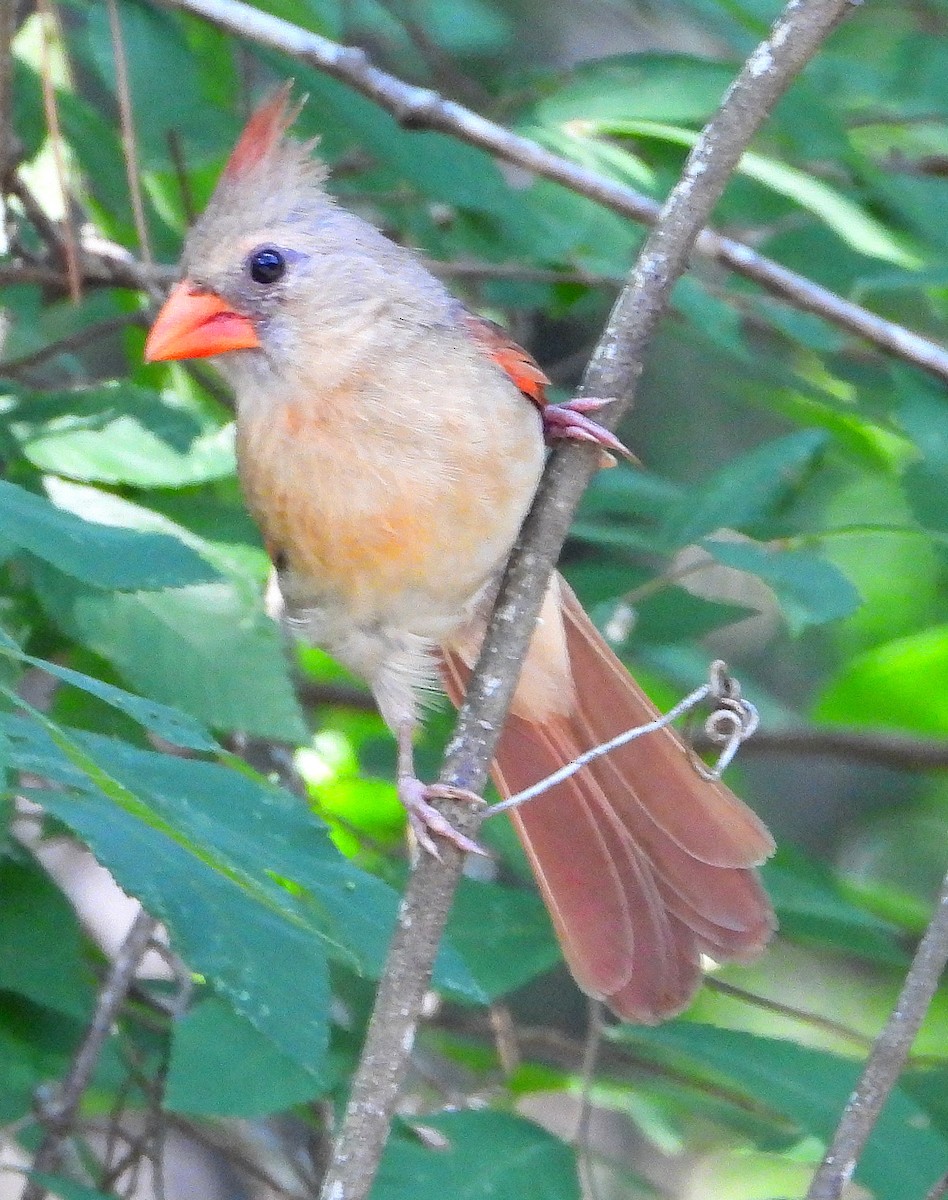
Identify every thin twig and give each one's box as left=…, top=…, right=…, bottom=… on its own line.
left=33, top=0, right=80, bottom=302
left=0, top=0, right=19, bottom=187
left=22, top=908, right=158, bottom=1200
left=316, top=3, right=853, bottom=1198
left=805, top=868, right=948, bottom=1200
left=0, top=311, right=146, bottom=376
left=575, top=1000, right=605, bottom=1200
left=149, top=0, right=948, bottom=386
left=105, top=0, right=154, bottom=271
left=925, top=1170, right=948, bottom=1200
left=704, top=978, right=874, bottom=1051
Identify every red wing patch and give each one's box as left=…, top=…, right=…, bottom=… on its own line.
left=462, top=310, right=550, bottom=412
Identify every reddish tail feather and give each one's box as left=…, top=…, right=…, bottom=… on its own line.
left=441, top=578, right=775, bottom=1023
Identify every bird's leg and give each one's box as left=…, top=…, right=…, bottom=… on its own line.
left=542, top=397, right=635, bottom=463
left=396, top=722, right=487, bottom=858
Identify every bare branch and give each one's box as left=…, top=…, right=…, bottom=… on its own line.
left=805, top=868, right=948, bottom=1200
left=0, top=311, right=146, bottom=377
left=150, top=0, right=948, bottom=386
left=105, top=0, right=154, bottom=271
left=23, top=908, right=158, bottom=1200
left=315, top=2, right=854, bottom=1198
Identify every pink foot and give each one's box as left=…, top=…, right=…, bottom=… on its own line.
left=398, top=777, right=488, bottom=859
left=542, top=398, right=634, bottom=462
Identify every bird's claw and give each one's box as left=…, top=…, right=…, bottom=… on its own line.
left=542, top=397, right=635, bottom=464
left=398, top=777, right=488, bottom=859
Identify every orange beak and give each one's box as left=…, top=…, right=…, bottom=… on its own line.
left=144, top=281, right=260, bottom=362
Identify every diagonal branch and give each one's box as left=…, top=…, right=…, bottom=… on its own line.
left=312, top=1, right=855, bottom=1198
left=150, top=0, right=948, bottom=386
left=804, top=867, right=948, bottom=1200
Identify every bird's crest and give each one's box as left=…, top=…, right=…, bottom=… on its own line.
left=223, top=83, right=303, bottom=181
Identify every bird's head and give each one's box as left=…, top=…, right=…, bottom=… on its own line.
left=145, top=85, right=434, bottom=388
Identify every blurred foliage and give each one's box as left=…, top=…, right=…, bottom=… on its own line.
left=1, top=0, right=947, bottom=1197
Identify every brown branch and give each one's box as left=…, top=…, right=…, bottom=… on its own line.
left=312, top=3, right=854, bottom=1198
left=23, top=907, right=158, bottom=1200
left=805, top=868, right=948, bottom=1200
left=150, top=0, right=948, bottom=386
left=105, top=0, right=154, bottom=272
left=0, top=0, right=19, bottom=187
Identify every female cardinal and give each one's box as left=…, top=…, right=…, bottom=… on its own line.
left=145, top=87, right=774, bottom=1022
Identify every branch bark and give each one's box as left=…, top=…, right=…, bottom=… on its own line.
left=805, top=867, right=948, bottom=1200
left=150, top=0, right=948, bottom=386
left=310, top=2, right=854, bottom=1197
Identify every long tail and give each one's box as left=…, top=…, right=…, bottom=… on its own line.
left=441, top=576, right=775, bottom=1023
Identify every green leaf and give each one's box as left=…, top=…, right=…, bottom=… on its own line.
left=659, top=430, right=827, bottom=549
left=446, top=879, right=560, bottom=1002
left=611, top=1023, right=947, bottom=1200
left=763, top=848, right=907, bottom=965
left=0, top=855, right=94, bottom=1018
left=0, top=479, right=217, bottom=590
left=10, top=384, right=236, bottom=488
left=588, top=119, right=917, bottom=266
left=373, top=1111, right=580, bottom=1200
left=5, top=712, right=480, bottom=1071
left=166, top=994, right=326, bottom=1117
left=32, top=566, right=305, bottom=741
left=702, top=539, right=861, bottom=632
left=5, top=714, right=336, bottom=1074
left=815, top=625, right=948, bottom=737
left=0, top=995, right=79, bottom=1122
left=528, top=53, right=734, bottom=126
left=0, top=630, right=218, bottom=751
left=899, top=379, right=948, bottom=536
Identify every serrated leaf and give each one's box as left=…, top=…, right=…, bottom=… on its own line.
left=702, top=539, right=860, bottom=632
left=373, top=1111, right=580, bottom=1200
left=0, top=629, right=218, bottom=751
left=0, top=480, right=217, bottom=590
left=32, top=566, right=305, bottom=741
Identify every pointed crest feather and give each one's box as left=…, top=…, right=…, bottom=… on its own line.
left=223, top=82, right=302, bottom=181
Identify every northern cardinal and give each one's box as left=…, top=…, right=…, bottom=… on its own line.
left=145, top=87, right=774, bottom=1022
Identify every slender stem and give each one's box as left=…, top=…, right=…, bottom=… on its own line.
left=23, top=908, right=158, bottom=1200
left=805, top=869, right=948, bottom=1200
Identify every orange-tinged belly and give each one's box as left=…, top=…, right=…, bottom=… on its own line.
left=236, top=401, right=539, bottom=623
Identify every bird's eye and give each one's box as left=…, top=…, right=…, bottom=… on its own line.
left=248, top=247, right=286, bottom=285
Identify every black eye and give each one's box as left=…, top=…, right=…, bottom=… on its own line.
left=249, top=247, right=286, bottom=285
